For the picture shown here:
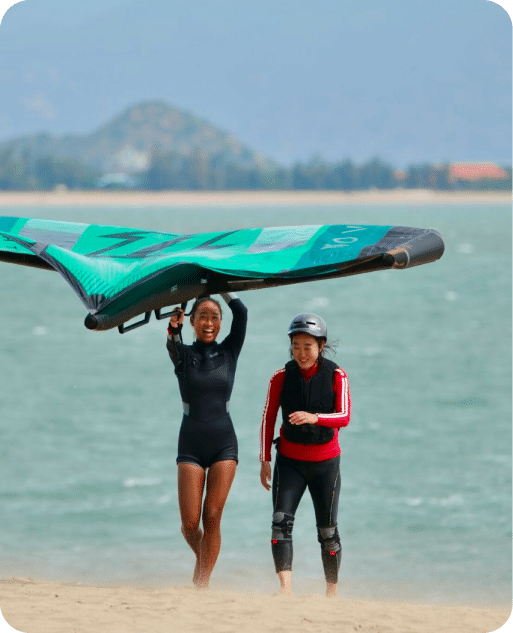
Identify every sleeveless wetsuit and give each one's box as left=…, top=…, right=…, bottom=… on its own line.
left=167, top=294, right=247, bottom=469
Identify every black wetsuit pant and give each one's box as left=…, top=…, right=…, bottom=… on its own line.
left=271, top=452, right=342, bottom=584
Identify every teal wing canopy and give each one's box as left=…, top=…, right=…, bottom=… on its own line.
left=0, top=216, right=444, bottom=332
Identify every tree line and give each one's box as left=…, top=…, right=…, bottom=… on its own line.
left=0, top=148, right=510, bottom=191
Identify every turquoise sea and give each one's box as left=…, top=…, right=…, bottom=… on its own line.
left=0, top=199, right=510, bottom=606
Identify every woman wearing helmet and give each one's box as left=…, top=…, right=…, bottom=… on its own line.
left=259, top=313, right=351, bottom=597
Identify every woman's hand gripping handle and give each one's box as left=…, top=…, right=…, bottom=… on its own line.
left=168, top=307, right=185, bottom=332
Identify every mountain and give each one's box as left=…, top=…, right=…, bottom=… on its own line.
left=0, top=0, right=509, bottom=167
left=0, top=101, right=274, bottom=174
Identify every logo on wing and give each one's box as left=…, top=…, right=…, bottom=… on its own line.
left=321, top=226, right=366, bottom=249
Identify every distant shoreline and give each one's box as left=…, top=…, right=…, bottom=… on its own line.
left=0, top=189, right=510, bottom=207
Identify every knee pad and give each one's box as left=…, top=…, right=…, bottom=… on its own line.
left=317, top=526, right=341, bottom=553
left=271, top=512, right=294, bottom=542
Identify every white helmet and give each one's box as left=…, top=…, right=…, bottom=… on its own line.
left=287, top=313, right=327, bottom=340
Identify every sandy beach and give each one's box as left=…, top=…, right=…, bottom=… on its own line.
left=0, top=189, right=509, bottom=207
left=0, top=577, right=510, bottom=633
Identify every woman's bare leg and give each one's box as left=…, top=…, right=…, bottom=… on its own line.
left=177, top=462, right=206, bottom=585
left=326, top=581, right=338, bottom=598
left=197, top=459, right=237, bottom=588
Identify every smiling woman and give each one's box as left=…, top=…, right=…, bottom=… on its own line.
left=165, top=292, right=248, bottom=589
left=259, top=312, right=351, bottom=598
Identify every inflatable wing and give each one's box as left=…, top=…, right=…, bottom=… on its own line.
left=0, top=216, right=444, bottom=333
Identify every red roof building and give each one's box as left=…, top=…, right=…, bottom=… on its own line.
left=449, top=162, right=508, bottom=182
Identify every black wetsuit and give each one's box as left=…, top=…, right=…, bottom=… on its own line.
left=167, top=295, right=247, bottom=469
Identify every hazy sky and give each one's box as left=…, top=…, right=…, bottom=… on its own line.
left=0, top=0, right=511, bottom=166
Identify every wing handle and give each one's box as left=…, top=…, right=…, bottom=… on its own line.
left=117, top=312, right=152, bottom=334
left=154, top=302, right=192, bottom=320
left=114, top=303, right=193, bottom=334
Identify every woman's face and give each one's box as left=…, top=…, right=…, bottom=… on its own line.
left=291, top=332, right=324, bottom=370
left=191, top=300, right=222, bottom=344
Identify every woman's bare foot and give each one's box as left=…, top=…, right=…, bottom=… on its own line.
left=193, top=558, right=201, bottom=586
left=195, top=580, right=209, bottom=590
left=326, top=582, right=338, bottom=598
left=277, top=571, right=293, bottom=595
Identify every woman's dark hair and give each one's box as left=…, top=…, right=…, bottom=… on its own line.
left=190, top=296, right=223, bottom=320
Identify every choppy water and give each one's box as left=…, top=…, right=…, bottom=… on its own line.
left=0, top=200, right=510, bottom=606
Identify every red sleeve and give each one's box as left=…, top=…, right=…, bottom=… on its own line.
left=316, top=368, right=351, bottom=429
left=259, top=369, right=285, bottom=462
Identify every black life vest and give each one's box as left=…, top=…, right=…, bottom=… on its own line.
left=280, top=358, right=337, bottom=445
